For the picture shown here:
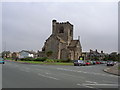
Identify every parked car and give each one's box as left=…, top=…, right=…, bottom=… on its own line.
left=107, top=61, right=114, bottom=66
left=73, top=60, right=86, bottom=66
left=102, top=61, right=107, bottom=64
left=85, top=61, right=91, bottom=65
left=0, top=57, right=5, bottom=64
left=96, top=61, right=100, bottom=64
left=114, top=61, right=117, bottom=65
left=93, top=61, right=96, bottom=64
left=99, top=61, right=103, bottom=64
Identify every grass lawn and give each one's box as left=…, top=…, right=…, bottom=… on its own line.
left=7, top=60, right=74, bottom=65
left=118, top=66, right=120, bottom=70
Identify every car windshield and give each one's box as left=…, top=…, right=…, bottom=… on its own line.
left=107, top=61, right=113, bottom=62
left=74, top=60, right=83, bottom=62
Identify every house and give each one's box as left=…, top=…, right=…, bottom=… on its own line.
left=82, top=49, right=106, bottom=61
left=12, top=52, right=19, bottom=59
left=19, top=50, right=36, bottom=58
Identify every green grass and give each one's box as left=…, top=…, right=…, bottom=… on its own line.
left=8, top=60, right=73, bottom=65
left=118, top=66, right=120, bottom=70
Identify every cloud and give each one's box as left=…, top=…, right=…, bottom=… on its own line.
left=2, top=2, right=118, bottom=53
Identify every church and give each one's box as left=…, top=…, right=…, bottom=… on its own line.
left=38, top=20, right=82, bottom=60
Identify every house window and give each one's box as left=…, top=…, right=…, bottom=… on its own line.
left=59, top=26, right=64, bottom=33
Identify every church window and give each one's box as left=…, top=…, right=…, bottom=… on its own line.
left=70, top=29, right=72, bottom=36
left=59, top=26, right=64, bottom=33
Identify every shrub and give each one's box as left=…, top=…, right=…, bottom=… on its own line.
left=20, top=57, right=35, bottom=61
left=50, top=59, right=71, bottom=62
left=45, top=59, right=54, bottom=63
left=34, top=57, right=47, bottom=62
left=52, top=59, right=61, bottom=62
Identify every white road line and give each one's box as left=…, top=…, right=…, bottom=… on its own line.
left=38, top=73, right=59, bottom=80
left=57, top=68, right=118, bottom=77
left=45, top=72, right=51, bottom=74
left=85, top=81, right=97, bottom=84
left=83, top=85, right=94, bottom=88
left=61, top=73, right=84, bottom=79
left=77, top=83, right=94, bottom=88
left=20, top=69, right=30, bottom=72
left=82, top=84, right=118, bottom=86
left=24, top=67, right=30, bottom=70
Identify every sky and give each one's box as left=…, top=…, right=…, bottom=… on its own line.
left=1, top=1, right=118, bottom=54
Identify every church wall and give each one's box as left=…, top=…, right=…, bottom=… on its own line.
left=44, top=36, right=59, bottom=59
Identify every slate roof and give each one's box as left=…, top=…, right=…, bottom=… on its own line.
left=20, top=50, right=36, bottom=54
left=69, top=40, right=79, bottom=47
left=46, top=34, right=66, bottom=43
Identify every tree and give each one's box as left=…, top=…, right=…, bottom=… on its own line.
left=2, top=51, right=11, bottom=58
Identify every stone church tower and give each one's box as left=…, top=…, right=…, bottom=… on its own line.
left=38, top=20, right=82, bottom=60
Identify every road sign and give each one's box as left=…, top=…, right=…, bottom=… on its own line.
left=79, top=56, right=84, bottom=60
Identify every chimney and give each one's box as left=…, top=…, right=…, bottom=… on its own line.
left=96, top=49, right=98, bottom=52
left=101, top=51, right=103, bottom=53
left=78, top=36, right=80, bottom=40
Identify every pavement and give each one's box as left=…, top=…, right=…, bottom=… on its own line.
left=103, top=63, right=120, bottom=76
left=2, top=61, right=119, bottom=89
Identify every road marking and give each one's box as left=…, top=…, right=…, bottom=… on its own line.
left=57, top=68, right=118, bottom=77
left=25, top=67, right=30, bottom=70
left=20, top=69, right=30, bottom=72
left=38, top=73, right=59, bottom=80
left=85, top=81, right=97, bottom=84
left=82, top=83, right=118, bottom=86
left=61, top=73, right=84, bottom=79
left=45, top=72, right=51, bottom=74
left=83, top=85, right=94, bottom=88
left=77, top=83, right=94, bottom=88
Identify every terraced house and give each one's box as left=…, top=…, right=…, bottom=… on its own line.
left=38, top=20, right=82, bottom=60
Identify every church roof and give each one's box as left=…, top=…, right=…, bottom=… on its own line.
left=46, top=34, right=66, bottom=43
left=56, top=36, right=66, bottom=43
left=69, top=40, right=79, bottom=47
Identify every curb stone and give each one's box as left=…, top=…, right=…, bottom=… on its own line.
left=103, top=64, right=120, bottom=76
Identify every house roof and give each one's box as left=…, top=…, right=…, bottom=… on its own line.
left=20, top=50, right=36, bottom=54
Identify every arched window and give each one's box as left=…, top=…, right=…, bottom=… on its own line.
left=59, top=26, right=64, bottom=33
left=70, top=29, right=72, bottom=36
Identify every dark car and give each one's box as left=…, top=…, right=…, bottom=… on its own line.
left=107, top=61, right=114, bottom=66
left=0, top=57, right=5, bottom=64
left=73, top=60, right=86, bottom=66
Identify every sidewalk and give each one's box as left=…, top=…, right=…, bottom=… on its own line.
left=103, top=63, right=120, bottom=76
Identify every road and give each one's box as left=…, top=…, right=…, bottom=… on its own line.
left=2, top=61, right=119, bottom=89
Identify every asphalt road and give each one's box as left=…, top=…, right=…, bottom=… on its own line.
left=2, top=61, right=119, bottom=88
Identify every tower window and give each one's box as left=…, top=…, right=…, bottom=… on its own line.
left=70, top=29, right=72, bottom=36
left=59, top=26, right=64, bottom=33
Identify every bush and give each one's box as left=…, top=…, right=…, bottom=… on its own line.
left=20, top=57, right=35, bottom=61
left=45, top=59, right=54, bottom=63
left=34, top=57, right=47, bottom=62
left=52, top=59, right=61, bottom=62
left=52, top=59, right=71, bottom=62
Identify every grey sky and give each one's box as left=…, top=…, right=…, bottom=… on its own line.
left=2, top=2, right=118, bottom=53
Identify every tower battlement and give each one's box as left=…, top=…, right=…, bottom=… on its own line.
left=52, top=20, right=73, bottom=26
